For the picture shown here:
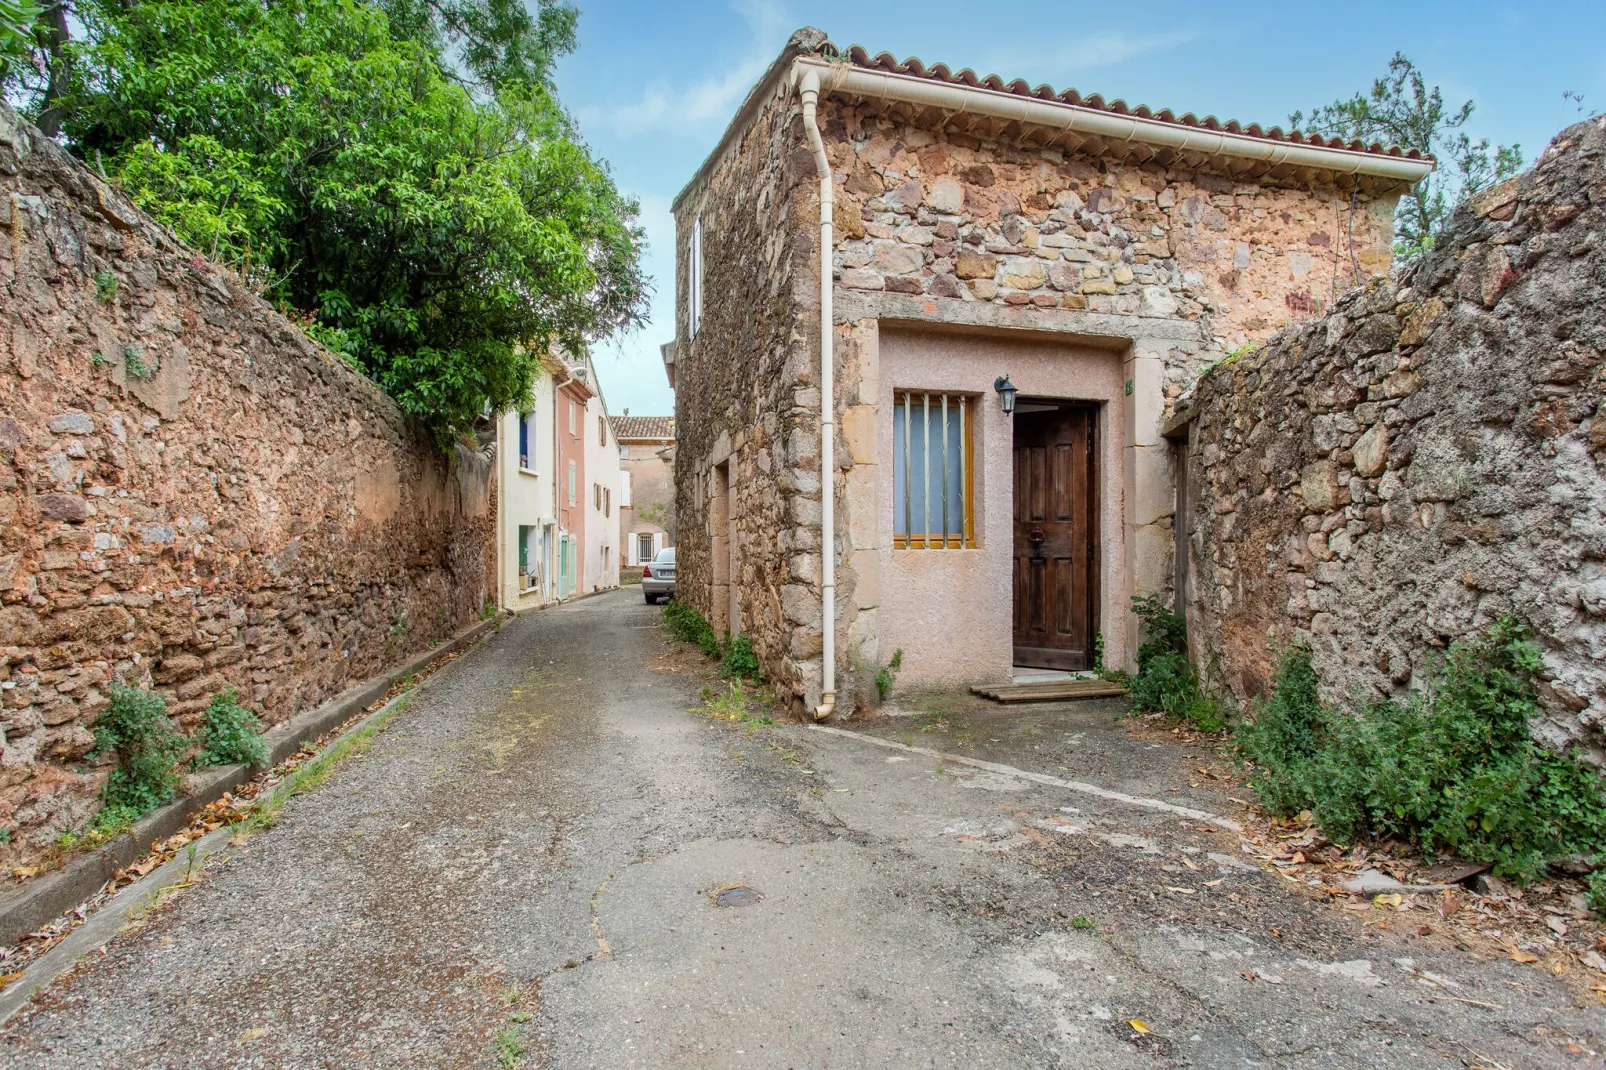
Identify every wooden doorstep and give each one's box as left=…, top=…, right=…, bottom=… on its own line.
left=970, top=679, right=1129, bottom=704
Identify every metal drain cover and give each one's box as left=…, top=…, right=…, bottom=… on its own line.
left=712, top=884, right=763, bottom=908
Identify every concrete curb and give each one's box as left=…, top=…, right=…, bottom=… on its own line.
left=0, top=644, right=467, bottom=1026
left=0, top=614, right=502, bottom=946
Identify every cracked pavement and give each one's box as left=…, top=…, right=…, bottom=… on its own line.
left=2, top=589, right=1599, bottom=1068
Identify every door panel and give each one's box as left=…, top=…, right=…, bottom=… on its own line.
left=1012, top=405, right=1098, bottom=670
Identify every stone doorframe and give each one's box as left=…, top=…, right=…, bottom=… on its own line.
left=827, top=292, right=1204, bottom=699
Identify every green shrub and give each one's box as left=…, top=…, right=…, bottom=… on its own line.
left=663, top=600, right=720, bottom=658
left=195, top=688, right=268, bottom=768
left=720, top=634, right=761, bottom=680
left=1235, top=620, right=1606, bottom=882
left=89, top=684, right=187, bottom=822
left=1125, top=595, right=1223, bottom=731
left=1588, top=872, right=1606, bottom=919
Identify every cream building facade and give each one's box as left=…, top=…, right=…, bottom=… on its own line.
left=495, top=350, right=622, bottom=610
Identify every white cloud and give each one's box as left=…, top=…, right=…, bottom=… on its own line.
left=577, top=1, right=790, bottom=139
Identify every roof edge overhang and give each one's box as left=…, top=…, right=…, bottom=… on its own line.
left=673, top=34, right=1435, bottom=212
left=789, top=57, right=1435, bottom=184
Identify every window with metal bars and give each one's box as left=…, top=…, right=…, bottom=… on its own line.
left=893, top=391, right=975, bottom=549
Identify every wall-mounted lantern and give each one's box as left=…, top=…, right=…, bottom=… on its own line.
left=993, top=375, right=1018, bottom=416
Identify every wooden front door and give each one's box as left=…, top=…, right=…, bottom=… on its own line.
left=1012, top=404, right=1098, bottom=670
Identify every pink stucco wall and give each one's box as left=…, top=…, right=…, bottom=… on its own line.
left=874, top=328, right=1128, bottom=692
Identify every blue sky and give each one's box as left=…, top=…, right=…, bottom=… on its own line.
left=554, top=0, right=1606, bottom=419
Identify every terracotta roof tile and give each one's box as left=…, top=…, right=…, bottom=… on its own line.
left=829, top=42, right=1427, bottom=163
left=611, top=415, right=675, bottom=440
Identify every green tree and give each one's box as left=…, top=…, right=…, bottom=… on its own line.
left=1292, top=53, right=1522, bottom=258
left=6, top=0, right=645, bottom=445
left=0, top=1, right=38, bottom=75
left=375, top=0, right=578, bottom=94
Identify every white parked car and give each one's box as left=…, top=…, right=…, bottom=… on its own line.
left=642, top=547, right=676, bottom=604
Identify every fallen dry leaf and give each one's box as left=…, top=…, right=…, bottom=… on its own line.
left=1204, top=878, right=1225, bottom=888
left=1164, top=886, right=1197, bottom=895
left=1181, top=857, right=1201, bottom=871
left=0, top=971, right=24, bottom=989
left=1127, top=1019, right=1150, bottom=1035
left=1508, top=947, right=1540, bottom=964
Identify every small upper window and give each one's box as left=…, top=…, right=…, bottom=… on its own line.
left=598, top=415, right=607, bottom=446
left=689, top=214, right=703, bottom=339
left=568, top=401, right=576, bottom=435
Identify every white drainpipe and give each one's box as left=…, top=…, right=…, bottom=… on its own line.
left=797, top=67, right=836, bottom=721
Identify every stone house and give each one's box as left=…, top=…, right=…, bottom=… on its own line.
left=613, top=416, right=677, bottom=568
left=670, top=28, right=1431, bottom=717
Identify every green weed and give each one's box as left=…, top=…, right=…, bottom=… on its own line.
left=1587, top=872, right=1606, bottom=919
left=1124, top=595, right=1224, bottom=732
left=1069, top=914, right=1096, bottom=931
left=93, top=270, right=119, bottom=302
left=194, top=689, right=268, bottom=769
left=663, top=600, right=720, bottom=658
left=121, top=343, right=152, bottom=379
left=720, top=634, right=760, bottom=680
left=1235, top=619, right=1606, bottom=882
left=875, top=648, right=904, bottom=702
left=494, top=1025, right=526, bottom=1067
left=90, top=684, right=186, bottom=824
left=699, top=680, right=752, bottom=721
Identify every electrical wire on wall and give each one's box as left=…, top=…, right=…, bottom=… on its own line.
left=1347, top=186, right=1363, bottom=288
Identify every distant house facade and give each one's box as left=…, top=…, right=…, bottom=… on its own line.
left=495, top=350, right=563, bottom=610
left=670, top=28, right=1430, bottom=718
left=613, top=416, right=677, bottom=568
left=495, top=350, right=621, bottom=609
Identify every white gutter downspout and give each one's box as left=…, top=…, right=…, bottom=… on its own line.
left=798, top=67, right=836, bottom=721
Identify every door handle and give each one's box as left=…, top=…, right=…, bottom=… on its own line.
left=1028, top=528, right=1045, bottom=545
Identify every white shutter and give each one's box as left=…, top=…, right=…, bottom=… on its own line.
left=627, top=533, right=638, bottom=567
left=653, top=532, right=665, bottom=556
left=620, top=470, right=632, bottom=507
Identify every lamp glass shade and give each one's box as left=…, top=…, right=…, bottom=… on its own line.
left=994, top=375, right=1017, bottom=415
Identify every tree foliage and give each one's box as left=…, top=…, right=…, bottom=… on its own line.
left=0, top=1, right=37, bottom=75
left=5, top=0, right=644, bottom=445
left=375, top=0, right=578, bottom=94
left=1292, top=53, right=1522, bottom=259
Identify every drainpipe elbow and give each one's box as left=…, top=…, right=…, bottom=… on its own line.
left=814, top=690, right=836, bottom=722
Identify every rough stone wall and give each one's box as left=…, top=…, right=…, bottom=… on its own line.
left=1186, top=117, right=1606, bottom=763
left=820, top=97, right=1400, bottom=398
left=0, top=107, right=493, bottom=865
left=674, top=86, right=824, bottom=715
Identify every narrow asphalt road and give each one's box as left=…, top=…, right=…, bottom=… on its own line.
left=1, top=589, right=1598, bottom=1068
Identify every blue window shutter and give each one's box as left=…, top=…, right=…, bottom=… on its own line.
left=519, top=414, right=530, bottom=466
